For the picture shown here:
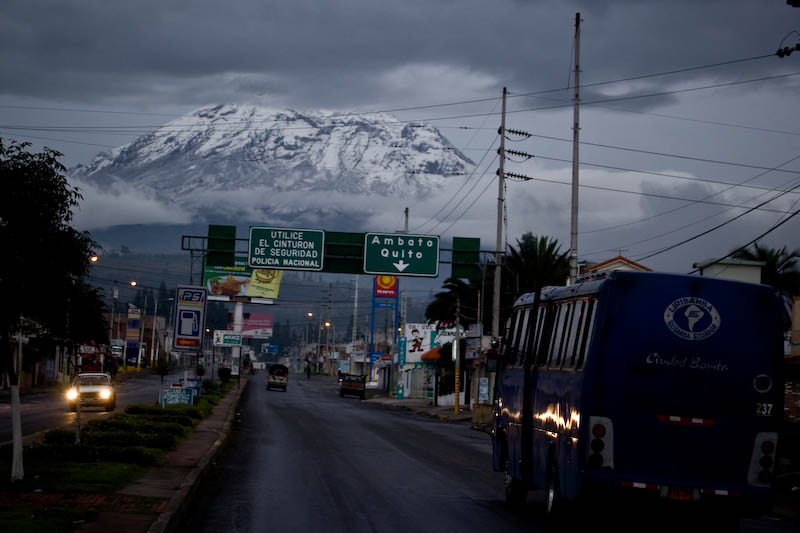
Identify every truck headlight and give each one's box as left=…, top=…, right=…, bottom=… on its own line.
left=100, top=388, right=111, bottom=399
left=67, top=388, right=78, bottom=400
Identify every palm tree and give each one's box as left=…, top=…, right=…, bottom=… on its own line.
left=426, top=234, right=570, bottom=333
left=505, top=233, right=570, bottom=296
left=732, top=243, right=800, bottom=296
left=425, top=277, right=477, bottom=325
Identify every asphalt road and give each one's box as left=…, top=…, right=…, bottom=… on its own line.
left=0, top=371, right=173, bottom=444
left=183, top=372, right=535, bottom=532
left=183, top=373, right=798, bottom=533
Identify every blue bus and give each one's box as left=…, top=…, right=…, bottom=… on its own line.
left=491, top=271, right=784, bottom=517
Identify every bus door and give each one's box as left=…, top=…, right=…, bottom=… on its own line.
left=495, top=307, right=531, bottom=478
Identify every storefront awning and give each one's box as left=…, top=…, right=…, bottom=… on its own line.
left=420, top=346, right=442, bottom=361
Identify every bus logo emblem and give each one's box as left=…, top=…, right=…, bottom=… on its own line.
left=664, top=297, right=721, bottom=341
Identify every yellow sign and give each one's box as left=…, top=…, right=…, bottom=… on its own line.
left=248, top=269, right=283, bottom=299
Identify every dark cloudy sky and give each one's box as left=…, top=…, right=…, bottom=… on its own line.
left=2, top=0, right=799, bottom=273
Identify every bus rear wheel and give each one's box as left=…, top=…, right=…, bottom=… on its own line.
left=544, top=459, right=561, bottom=518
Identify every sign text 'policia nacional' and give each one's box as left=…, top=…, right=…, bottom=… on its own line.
left=248, top=227, right=325, bottom=271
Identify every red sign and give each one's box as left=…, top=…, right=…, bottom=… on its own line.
left=380, top=354, right=392, bottom=361
left=229, top=312, right=274, bottom=331
left=374, top=276, right=397, bottom=298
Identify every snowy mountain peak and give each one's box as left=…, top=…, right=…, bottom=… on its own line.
left=72, top=104, right=474, bottom=199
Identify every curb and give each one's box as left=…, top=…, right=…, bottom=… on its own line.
left=146, top=379, right=248, bottom=533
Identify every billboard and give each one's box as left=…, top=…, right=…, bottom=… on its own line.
left=204, top=257, right=283, bottom=299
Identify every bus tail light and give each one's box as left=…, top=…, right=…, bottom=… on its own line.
left=747, top=432, right=778, bottom=487
left=587, top=416, right=614, bottom=469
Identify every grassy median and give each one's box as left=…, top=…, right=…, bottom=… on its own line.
left=0, top=379, right=236, bottom=532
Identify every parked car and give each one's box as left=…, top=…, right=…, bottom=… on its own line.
left=339, top=374, right=366, bottom=400
left=267, top=363, right=289, bottom=392
left=67, top=372, right=116, bottom=411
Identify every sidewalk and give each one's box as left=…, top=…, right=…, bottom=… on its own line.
left=365, top=394, right=475, bottom=424
left=78, top=378, right=248, bottom=533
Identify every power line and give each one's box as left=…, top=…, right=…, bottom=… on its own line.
left=520, top=175, right=797, bottom=215
left=634, top=179, right=800, bottom=261
left=524, top=132, right=800, bottom=175
left=582, top=175, right=800, bottom=258
left=5, top=69, right=798, bottom=136
left=534, top=154, right=800, bottom=195
left=684, top=205, right=800, bottom=275
left=426, top=153, right=499, bottom=234
left=0, top=52, right=776, bottom=124
left=580, top=153, right=800, bottom=234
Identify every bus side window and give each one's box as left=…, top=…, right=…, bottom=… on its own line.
left=555, top=302, right=574, bottom=367
left=576, top=298, right=598, bottom=370
left=514, top=308, right=531, bottom=364
left=525, top=304, right=543, bottom=365
left=564, top=299, right=586, bottom=369
left=503, top=311, right=520, bottom=363
left=534, top=304, right=551, bottom=367
left=547, top=303, right=568, bottom=367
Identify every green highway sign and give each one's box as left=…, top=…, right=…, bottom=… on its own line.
left=248, top=227, right=325, bottom=271
left=363, top=233, right=440, bottom=277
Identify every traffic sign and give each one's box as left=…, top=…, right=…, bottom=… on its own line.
left=213, top=330, right=243, bottom=346
left=173, top=286, right=207, bottom=350
left=363, top=233, right=440, bottom=277
left=248, top=227, right=325, bottom=271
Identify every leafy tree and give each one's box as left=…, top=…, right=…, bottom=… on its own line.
left=153, top=357, right=172, bottom=383
left=157, top=281, right=170, bottom=318
left=732, top=243, right=800, bottom=296
left=0, top=139, right=102, bottom=481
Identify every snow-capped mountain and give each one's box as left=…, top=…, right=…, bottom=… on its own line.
left=72, top=104, right=474, bottom=218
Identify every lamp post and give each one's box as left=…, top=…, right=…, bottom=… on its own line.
left=325, top=321, right=331, bottom=374
left=150, top=297, right=172, bottom=366
left=130, top=281, right=148, bottom=371
left=305, top=312, right=313, bottom=353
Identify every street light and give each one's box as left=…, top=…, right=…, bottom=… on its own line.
left=324, top=321, right=331, bottom=375
left=305, top=312, right=313, bottom=350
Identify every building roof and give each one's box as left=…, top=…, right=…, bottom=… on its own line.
left=582, top=255, right=652, bottom=273
left=692, top=257, right=767, bottom=269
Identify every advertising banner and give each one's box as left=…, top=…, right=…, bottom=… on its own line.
left=374, top=275, right=397, bottom=298
left=403, top=323, right=437, bottom=364
left=236, top=312, right=274, bottom=338
left=204, top=257, right=283, bottom=299
left=213, top=331, right=243, bottom=346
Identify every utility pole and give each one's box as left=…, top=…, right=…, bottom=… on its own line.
left=328, top=283, right=332, bottom=374
left=137, top=291, right=147, bottom=371
left=352, top=275, right=358, bottom=342
left=150, top=297, right=158, bottom=366
left=108, top=285, right=117, bottom=351
left=454, top=296, right=461, bottom=414
left=401, top=207, right=408, bottom=328
left=492, top=87, right=507, bottom=339
left=569, top=12, right=582, bottom=284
